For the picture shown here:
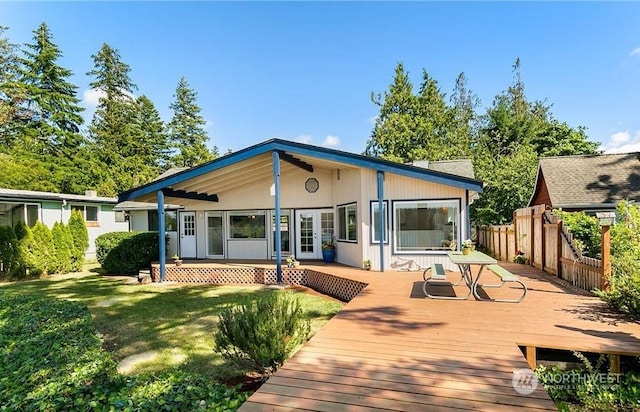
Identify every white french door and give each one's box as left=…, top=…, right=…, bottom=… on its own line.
left=179, top=211, right=197, bottom=258
left=295, top=209, right=334, bottom=260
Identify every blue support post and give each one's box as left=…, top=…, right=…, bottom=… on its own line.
left=157, top=190, right=166, bottom=282
left=273, top=151, right=282, bottom=283
left=377, top=170, right=385, bottom=272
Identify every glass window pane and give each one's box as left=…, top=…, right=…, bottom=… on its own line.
left=26, top=205, right=39, bottom=227
left=338, top=206, right=346, bottom=240
left=165, top=211, right=177, bottom=232
left=371, top=202, right=387, bottom=243
left=207, top=213, right=224, bottom=255
left=272, top=212, right=290, bottom=253
left=394, top=200, right=458, bottom=252
left=230, top=212, right=266, bottom=239
left=320, top=212, right=334, bottom=244
left=347, top=204, right=357, bottom=241
left=148, top=210, right=158, bottom=231
left=86, top=206, right=98, bottom=222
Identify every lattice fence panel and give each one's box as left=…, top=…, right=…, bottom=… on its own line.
left=306, top=270, right=367, bottom=302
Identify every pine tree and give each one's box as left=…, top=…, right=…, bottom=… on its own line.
left=0, top=25, right=24, bottom=148
left=18, top=22, right=84, bottom=156
left=31, top=221, right=54, bottom=275
left=135, top=95, right=170, bottom=170
left=167, top=76, right=215, bottom=167
left=365, top=62, right=416, bottom=162
left=51, top=221, right=73, bottom=274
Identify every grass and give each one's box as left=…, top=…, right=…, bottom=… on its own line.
left=0, top=263, right=344, bottom=383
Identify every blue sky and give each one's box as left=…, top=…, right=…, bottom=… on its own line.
left=2, top=2, right=640, bottom=155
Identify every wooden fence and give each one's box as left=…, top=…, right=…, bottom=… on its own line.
left=477, top=205, right=606, bottom=292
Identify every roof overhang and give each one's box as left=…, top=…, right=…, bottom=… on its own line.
left=118, top=139, right=484, bottom=203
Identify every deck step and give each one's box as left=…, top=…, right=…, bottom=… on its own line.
left=138, top=269, right=151, bottom=284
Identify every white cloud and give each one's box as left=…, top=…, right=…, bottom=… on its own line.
left=205, top=119, right=214, bottom=130
left=610, top=131, right=630, bottom=144
left=604, top=130, right=640, bottom=154
left=322, top=135, right=341, bottom=147
left=295, top=134, right=313, bottom=144
left=366, top=115, right=378, bottom=125
left=630, top=47, right=640, bottom=56
left=82, top=88, right=105, bottom=109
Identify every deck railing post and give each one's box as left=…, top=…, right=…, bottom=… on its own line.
left=601, top=224, right=611, bottom=291
left=377, top=170, right=385, bottom=272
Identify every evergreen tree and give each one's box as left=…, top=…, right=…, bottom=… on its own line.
left=31, top=221, right=54, bottom=275
left=0, top=26, right=24, bottom=148
left=18, top=22, right=84, bottom=156
left=365, top=62, right=416, bottom=162
left=68, top=209, right=88, bottom=271
left=449, top=72, right=480, bottom=158
left=134, top=95, right=170, bottom=170
left=51, top=221, right=73, bottom=274
left=167, top=76, right=215, bottom=167
left=87, top=43, right=161, bottom=193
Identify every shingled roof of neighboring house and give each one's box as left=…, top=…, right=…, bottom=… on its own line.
left=411, top=159, right=475, bottom=179
left=529, top=152, right=640, bottom=209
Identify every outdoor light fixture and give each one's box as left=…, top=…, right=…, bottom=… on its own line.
left=596, top=212, right=616, bottom=226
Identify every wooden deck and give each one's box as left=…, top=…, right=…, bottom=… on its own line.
left=240, top=262, right=640, bottom=411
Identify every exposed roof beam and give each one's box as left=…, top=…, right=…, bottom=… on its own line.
left=161, top=188, right=218, bottom=202
left=278, top=150, right=313, bottom=173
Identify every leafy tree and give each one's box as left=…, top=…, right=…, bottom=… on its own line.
left=472, top=144, right=538, bottom=225
left=449, top=72, right=480, bottom=158
left=0, top=225, right=18, bottom=277
left=167, top=76, right=216, bottom=167
left=17, top=22, right=84, bottom=156
left=472, top=59, right=599, bottom=225
left=68, top=209, right=88, bottom=271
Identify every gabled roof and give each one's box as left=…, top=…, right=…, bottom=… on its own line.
left=0, top=188, right=117, bottom=204
left=118, top=139, right=483, bottom=202
left=529, top=152, right=640, bottom=208
left=412, top=159, right=476, bottom=180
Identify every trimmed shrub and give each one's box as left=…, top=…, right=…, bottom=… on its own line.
left=51, top=222, right=74, bottom=274
left=31, top=221, right=55, bottom=275
left=96, top=231, right=160, bottom=275
left=214, top=292, right=311, bottom=375
left=0, top=226, right=19, bottom=277
left=11, top=222, right=41, bottom=278
left=0, top=293, right=248, bottom=411
left=68, top=209, right=89, bottom=271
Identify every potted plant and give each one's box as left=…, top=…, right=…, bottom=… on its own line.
left=286, top=255, right=299, bottom=268
left=363, top=259, right=372, bottom=270
left=461, top=239, right=473, bottom=255
left=172, top=254, right=183, bottom=266
left=321, top=238, right=336, bottom=263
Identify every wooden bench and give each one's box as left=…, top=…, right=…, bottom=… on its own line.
left=422, top=263, right=471, bottom=300
left=481, top=264, right=528, bottom=303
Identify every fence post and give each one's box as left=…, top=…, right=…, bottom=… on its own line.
left=529, top=208, right=536, bottom=266
left=541, top=211, right=546, bottom=271
left=601, top=225, right=611, bottom=291
left=556, top=220, right=563, bottom=278
left=513, top=210, right=518, bottom=255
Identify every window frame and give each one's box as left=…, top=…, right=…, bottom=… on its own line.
left=148, top=210, right=178, bottom=232
left=228, top=210, right=267, bottom=239
left=71, top=203, right=101, bottom=227
left=336, top=202, right=358, bottom=243
left=370, top=200, right=389, bottom=244
left=392, top=198, right=461, bottom=255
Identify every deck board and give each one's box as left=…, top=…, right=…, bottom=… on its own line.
left=229, top=261, right=640, bottom=411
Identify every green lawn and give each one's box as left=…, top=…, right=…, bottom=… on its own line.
left=0, top=264, right=344, bottom=382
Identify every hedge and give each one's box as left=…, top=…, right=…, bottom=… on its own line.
left=0, top=292, right=248, bottom=411
left=96, top=232, right=161, bottom=275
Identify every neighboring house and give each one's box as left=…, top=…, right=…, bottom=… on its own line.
left=0, top=188, right=129, bottom=258
left=113, top=200, right=184, bottom=258
left=528, top=152, right=640, bottom=213
left=118, top=139, right=483, bottom=272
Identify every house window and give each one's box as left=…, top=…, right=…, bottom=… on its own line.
left=229, top=211, right=266, bottom=239
left=148, top=210, right=177, bottom=232
left=393, top=199, right=459, bottom=253
left=337, top=203, right=357, bottom=242
left=207, top=212, right=224, bottom=256
left=370, top=201, right=388, bottom=244
left=72, top=204, right=100, bottom=226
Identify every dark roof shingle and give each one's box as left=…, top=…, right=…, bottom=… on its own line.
left=538, top=152, right=640, bottom=208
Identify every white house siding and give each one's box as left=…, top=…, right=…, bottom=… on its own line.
left=360, top=170, right=468, bottom=271
left=330, top=167, right=363, bottom=268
